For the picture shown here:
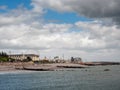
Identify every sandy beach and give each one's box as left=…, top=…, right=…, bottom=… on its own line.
left=0, top=62, right=87, bottom=71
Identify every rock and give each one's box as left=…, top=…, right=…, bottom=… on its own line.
left=104, top=69, right=110, bottom=71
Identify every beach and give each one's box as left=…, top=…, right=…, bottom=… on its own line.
left=0, top=62, right=17, bottom=71
left=0, top=62, right=87, bottom=71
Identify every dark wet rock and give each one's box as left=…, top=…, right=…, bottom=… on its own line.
left=104, top=69, right=110, bottom=71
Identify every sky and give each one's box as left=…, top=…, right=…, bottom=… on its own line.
left=0, top=0, right=120, bottom=61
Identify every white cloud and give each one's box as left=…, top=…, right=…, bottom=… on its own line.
left=0, top=20, right=120, bottom=61
left=0, top=0, right=120, bottom=61
left=0, top=5, right=7, bottom=10
left=0, top=4, right=44, bottom=26
left=32, top=0, right=120, bottom=25
left=75, top=21, right=120, bottom=49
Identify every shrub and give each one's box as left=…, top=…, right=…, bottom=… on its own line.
left=0, top=57, right=9, bottom=62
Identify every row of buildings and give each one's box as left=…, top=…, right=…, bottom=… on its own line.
left=8, top=54, right=82, bottom=63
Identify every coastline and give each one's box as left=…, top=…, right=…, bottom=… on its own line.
left=0, top=62, right=17, bottom=71
left=0, top=62, right=87, bottom=72
left=0, top=62, right=120, bottom=72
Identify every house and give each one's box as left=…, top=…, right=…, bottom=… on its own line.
left=8, top=54, right=39, bottom=61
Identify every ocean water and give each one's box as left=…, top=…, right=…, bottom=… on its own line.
left=0, top=65, right=120, bottom=90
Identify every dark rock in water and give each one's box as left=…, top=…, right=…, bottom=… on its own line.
left=104, top=69, right=110, bottom=71
left=23, top=67, right=54, bottom=71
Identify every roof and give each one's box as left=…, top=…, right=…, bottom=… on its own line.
left=8, top=54, right=39, bottom=57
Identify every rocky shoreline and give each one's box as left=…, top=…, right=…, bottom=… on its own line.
left=1, top=62, right=119, bottom=72
left=0, top=62, right=87, bottom=71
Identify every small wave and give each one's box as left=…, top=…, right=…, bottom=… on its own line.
left=0, top=70, right=37, bottom=75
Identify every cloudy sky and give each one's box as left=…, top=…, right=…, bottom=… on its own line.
left=0, top=0, right=120, bottom=61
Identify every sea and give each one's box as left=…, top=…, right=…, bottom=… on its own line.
left=0, top=65, right=120, bottom=90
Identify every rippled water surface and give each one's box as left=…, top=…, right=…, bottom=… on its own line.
left=0, top=65, right=120, bottom=90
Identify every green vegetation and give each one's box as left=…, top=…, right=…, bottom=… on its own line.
left=33, top=59, right=55, bottom=64
left=0, top=52, right=9, bottom=62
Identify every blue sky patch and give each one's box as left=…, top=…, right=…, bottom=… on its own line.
left=0, top=0, right=32, bottom=10
left=44, top=9, right=93, bottom=24
left=0, top=0, right=93, bottom=24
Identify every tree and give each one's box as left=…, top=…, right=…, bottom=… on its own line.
left=23, top=57, right=32, bottom=62
left=27, top=57, right=32, bottom=62
left=71, top=57, right=74, bottom=62
left=0, top=51, right=9, bottom=62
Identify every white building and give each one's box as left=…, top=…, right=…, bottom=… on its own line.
left=9, top=54, right=39, bottom=61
